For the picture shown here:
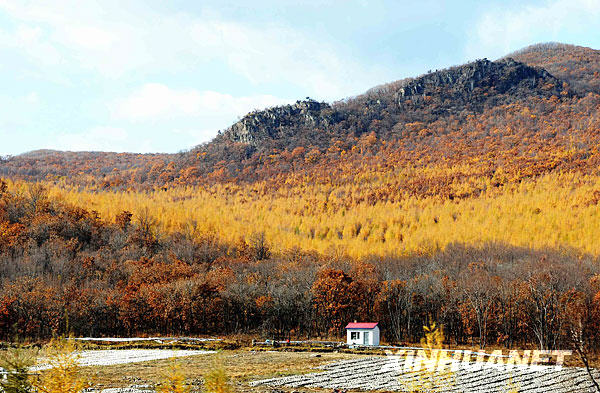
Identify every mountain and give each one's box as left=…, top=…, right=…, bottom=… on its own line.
left=215, top=59, right=562, bottom=148
left=0, top=150, right=174, bottom=187
left=506, top=42, right=600, bottom=94
left=184, top=52, right=587, bottom=186
left=1, top=43, right=599, bottom=189
left=217, top=58, right=563, bottom=149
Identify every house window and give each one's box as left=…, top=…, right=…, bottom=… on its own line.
left=350, top=331, right=360, bottom=340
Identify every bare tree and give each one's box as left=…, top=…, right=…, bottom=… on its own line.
left=461, top=262, right=498, bottom=349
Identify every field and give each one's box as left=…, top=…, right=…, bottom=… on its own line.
left=14, top=347, right=600, bottom=393
left=0, top=346, right=357, bottom=392
left=72, top=349, right=355, bottom=393
left=252, top=356, right=600, bottom=392
left=34, top=349, right=215, bottom=370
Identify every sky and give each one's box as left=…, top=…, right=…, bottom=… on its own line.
left=1, top=0, right=600, bottom=156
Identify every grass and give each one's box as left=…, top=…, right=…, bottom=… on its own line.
left=3, top=341, right=599, bottom=392
left=0, top=343, right=361, bottom=392
left=75, top=350, right=357, bottom=392
left=75, top=340, right=240, bottom=352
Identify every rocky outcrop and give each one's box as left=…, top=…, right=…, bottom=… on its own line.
left=394, top=58, right=564, bottom=102
left=220, top=59, right=566, bottom=148
left=222, top=99, right=334, bottom=146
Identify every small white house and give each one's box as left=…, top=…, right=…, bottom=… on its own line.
left=346, top=322, right=380, bottom=346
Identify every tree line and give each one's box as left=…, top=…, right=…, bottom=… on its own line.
left=1, top=180, right=599, bottom=352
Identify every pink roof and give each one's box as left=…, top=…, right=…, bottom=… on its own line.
left=345, top=322, right=378, bottom=329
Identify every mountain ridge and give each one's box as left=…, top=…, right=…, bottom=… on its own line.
left=217, top=57, right=564, bottom=148
left=506, top=42, right=600, bottom=94
left=1, top=42, right=599, bottom=189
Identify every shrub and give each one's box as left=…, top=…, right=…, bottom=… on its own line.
left=0, top=345, right=36, bottom=393
left=34, top=338, right=89, bottom=393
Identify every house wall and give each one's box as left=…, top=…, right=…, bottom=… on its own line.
left=347, top=329, right=362, bottom=345
left=346, top=327, right=380, bottom=346
left=372, top=326, right=380, bottom=345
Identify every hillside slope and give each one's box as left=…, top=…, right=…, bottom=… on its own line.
left=507, top=42, right=600, bottom=94
left=1, top=43, right=599, bottom=190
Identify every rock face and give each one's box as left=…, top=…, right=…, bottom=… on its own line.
left=222, top=98, right=333, bottom=146
left=220, top=59, right=564, bottom=148
left=394, top=58, right=563, bottom=102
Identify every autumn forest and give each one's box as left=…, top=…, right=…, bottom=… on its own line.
left=2, top=43, right=600, bottom=352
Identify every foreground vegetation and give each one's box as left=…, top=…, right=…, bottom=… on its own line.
left=0, top=342, right=352, bottom=393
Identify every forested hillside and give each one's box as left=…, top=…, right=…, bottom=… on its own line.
left=508, top=42, right=600, bottom=94
left=2, top=43, right=599, bottom=189
left=1, top=179, right=599, bottom=352
left=2, top=43, right=600, bottom=347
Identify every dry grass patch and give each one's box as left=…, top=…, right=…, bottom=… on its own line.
left=76, top=350, right=356, bottom=392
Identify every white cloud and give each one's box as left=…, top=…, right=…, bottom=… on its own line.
left=52, top=126, right=128, bottom=152
left=0, top=0, right=394, bottom=154
left=189, top=20, right=363, bottom=99
left=0, top=91, right=41, bottom=128
left=48, top=124, right=236, bottom=153
left=171, top=128, right=224, bottom=146
left=0, top=0, right=383, bottom=97
left=466, top=0, right=600, bottom=59
left=111, top=83, right=292, bottom=122
left=60, top=25, right=117, bottom=50
left=0, top=1, right=154, bottom=76
left=23, top=92, right=39, bottom=105
left=0, top=23, right=62, bottom=66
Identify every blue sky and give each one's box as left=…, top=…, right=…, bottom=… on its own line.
left=1, top=0, right=600, bottom=155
